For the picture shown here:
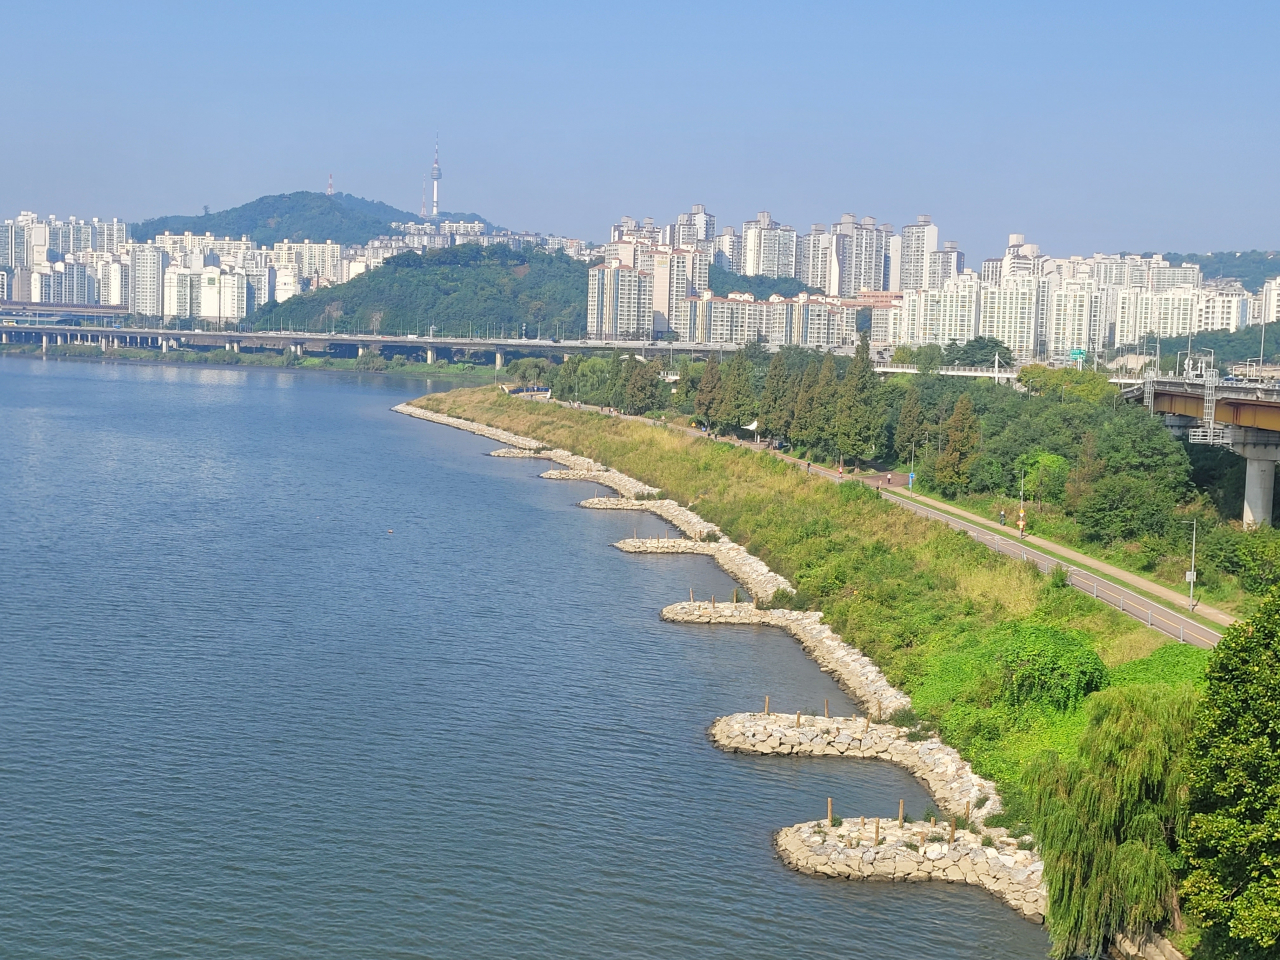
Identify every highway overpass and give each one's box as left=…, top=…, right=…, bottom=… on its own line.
left=1126, top=372, right=1280, bottom=526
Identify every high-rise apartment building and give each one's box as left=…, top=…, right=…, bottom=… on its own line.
left=898, top=271, right=980, bottom=348
left=830, top=214, right=893, bottom=295
left=93, top=218, right=130, bottom=254
left=673, top=204, right=716, bottom=247
left=587, top=260, right=654, bottom=339
left=979, top=274, right=1041, bottom=358
left=1045, top=280, right=1103, bottom=357
left=129, top=244, right=166, bottom=317
left=644, top=247, right=710, bottom=334
left=740, top=212, right=796, bottom=279
left=897, top=215, right=938, bottom=291
left=927, top=241, right=964, bottom=289
left=1259, top=278, right=1280, bottom=328
left=796, top=226, right=834, bottom=292
left=714, top=227, right=741, bottom=273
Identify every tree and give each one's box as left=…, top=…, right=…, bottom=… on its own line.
left=1026, top=685, right=1197, bottom=959
left=836, top=332, right=884, bottom=468
left=1064, top=431, right=1105, bottom=512
left=758, top=352, right=796, bottom=441
left=1182, top=591, right=1280, bottom=959
left=788, top=360, right=822, bottom=451
left=932, top=394, right=981, bottom=496
left=1015, top=450, right=1071, bottom=508
left=622, top=359, right=661, bottom=415
left=894, top=386, right=927, bottom=465
left=942, top=335, right=1014, bottom=367
left=694, top=355, right=721, bottom=427
left=712, top=350, right=757, bottom=432
left=1076, top=475, right=1176, bottom=543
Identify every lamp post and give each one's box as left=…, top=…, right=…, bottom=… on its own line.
left=1182, top=518, right=1198, bottom=611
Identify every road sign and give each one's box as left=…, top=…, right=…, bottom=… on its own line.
left=1186, top=571, right=1197, bottom=582
left=1070, top=348, right=1087, bottom=361
left=908, top=471, right=915, bottom=490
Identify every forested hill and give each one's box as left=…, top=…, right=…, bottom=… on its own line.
left=253, top=244, right=588, bottom=338
left=1160, top=250, right=1279, bottom=293
left=131, top=192, right=495, bottom=247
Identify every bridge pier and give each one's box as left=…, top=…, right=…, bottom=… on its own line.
left=42, top=333, right=48, bottom=353
left=426, top=346, right=436, bottom=364
left=1234, top=430, right=1280, bottom=528
left=2, top=332, right=8, bottom=343
left=495, top=348, right=505, bottom=370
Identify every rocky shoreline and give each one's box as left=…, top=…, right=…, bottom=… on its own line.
left=776, top=818, right=1046, bottom=922
left=393, top=400, right=1191, bottom=956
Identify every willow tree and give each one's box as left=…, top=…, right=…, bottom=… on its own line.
left=1182, top=591, right=1280, bottom=959
left=1026, top=684, right=1197, bottom=959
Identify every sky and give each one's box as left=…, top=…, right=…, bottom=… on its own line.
left=4, top=1, right=1278, bottom=260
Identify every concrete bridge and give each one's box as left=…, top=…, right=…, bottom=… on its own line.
left=1125, top=373, right=1280, bottom=526
left=3, top=319, right=1035, bottom=379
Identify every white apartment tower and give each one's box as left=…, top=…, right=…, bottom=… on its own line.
left=927, top=241, right=964, bottom=289
left=130, top=244, right=166, bottom=318
left=897, top=215, right=938, bottom=291
left=587, top=260, right=654, bottom=339
left=740, top=212, right=797, bottom=279
left=673, top=204, right=716, bottom=247
left=714, top=227, right=741, bottom=273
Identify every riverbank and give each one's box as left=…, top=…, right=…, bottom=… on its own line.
left=398, top=386, right=1205, bottom=953
left=392, top=399, right=1043, bottom=911
left=0, top=340, right=506, bottom=383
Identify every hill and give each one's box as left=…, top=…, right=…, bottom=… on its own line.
left=708, top=264, right=820, bottom=299
left=1159, top=250, right=1280, bottom=293
left=253, top=243, right=588, bottom=338
left=131, top=192, right=495, bottom=247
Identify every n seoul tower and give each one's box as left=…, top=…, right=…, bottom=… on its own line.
left=430, top=135, right=442, bottom=218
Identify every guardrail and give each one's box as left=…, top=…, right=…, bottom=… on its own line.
left=879, top=490, right=1219, bottom=649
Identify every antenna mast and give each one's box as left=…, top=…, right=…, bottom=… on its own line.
left=327, top=173, right=333, bottom=196
left=430, top=134, right=442, bottom=219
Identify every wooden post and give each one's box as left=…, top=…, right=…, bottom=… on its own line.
left=827, top=797, right=832, bottom=824
left=795, top=711, right=801, bottom=728
left=950, top=820, right=956, bottom=844
left=711, top=595, right=715, bottom=610
left=898, top=799, right=904, bottom=827
left=689, top=587, right=694, bottom=602
left=930, top=816, right=935, bottom=827
left=764, top=695, right=769, bottom=715
left=965, top=800, right=971, bottom=820
left=824, top=698, right=829, bottom=718
left=874, top=818, right=880, bottom=845
left=860, top=815, right=865, bottom=834
left=862, top=715, right=870, bottom=735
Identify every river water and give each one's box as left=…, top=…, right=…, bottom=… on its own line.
left=0, top=356, right=1048, bottom=959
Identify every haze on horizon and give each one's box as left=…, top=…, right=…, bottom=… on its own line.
left=3, top=1, right=1276, bottom=260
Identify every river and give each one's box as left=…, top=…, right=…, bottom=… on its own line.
left=0, top=355, right=1049, bottom=959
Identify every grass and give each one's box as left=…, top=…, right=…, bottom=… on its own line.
left=949, top=491, right=1257, bottom=618
left=414, top=387, right=1210, bottom=822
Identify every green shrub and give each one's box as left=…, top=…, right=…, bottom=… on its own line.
left=1199, top=524, right=1280, bottom=595
left=1077, top=475, right=1176, bottom=543
left=991, top=624, right=1109, bottom=711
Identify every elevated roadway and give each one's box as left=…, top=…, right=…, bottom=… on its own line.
left=1125, top=374, right=1280, bottom=526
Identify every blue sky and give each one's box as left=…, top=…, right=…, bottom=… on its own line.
left=4, top=1, right=1277, bottom=259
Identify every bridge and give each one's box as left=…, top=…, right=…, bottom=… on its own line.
left=1124, top=372, right=1280, bottom=526
left=1, top=316, right=1032, bottom=379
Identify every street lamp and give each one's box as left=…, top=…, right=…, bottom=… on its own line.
left=1182, top=519, right=1198, bottom=611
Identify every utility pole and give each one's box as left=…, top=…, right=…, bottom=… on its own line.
left=1182, top=518, right=1198, bottom=610
left=1018, top=469, right=1026, bottom=539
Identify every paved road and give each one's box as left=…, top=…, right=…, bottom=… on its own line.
left=536, top=397, right=1221, bottom=648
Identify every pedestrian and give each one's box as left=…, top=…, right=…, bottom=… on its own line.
left=806, top=461, right=811, bottom=475
left=887, top=472, right=892, bottom=485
